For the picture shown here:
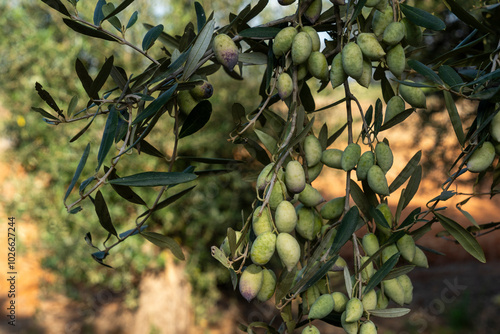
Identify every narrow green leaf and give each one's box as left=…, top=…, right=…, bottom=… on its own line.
left=136, top=139, right=166, bottom=159
left=179, top=100, right=213, bottom=138
left=393, top=79, right=436, bottom=88
left=349, top=180, right=371, bottom=220
left=96, top=107, right=119, bottom=172
left=35, top=82, right=61, bottom=113
left=229, top=268, right=238, bottom=290
left=119, top=225, right=148, bottom=239
left=370, top=206, right=391, bottom=229
left=79, top=176, right=95, bottom=194
left=400, top=4, right=446, bottom=31
left=351, top=0, right=368, bottom=23
left=318, top=123, right=328, bottom=151
left=41, top=0, right=71, bottom=16
left=300, top=82, right=316, bottom=112
left=443, top=0, right=495, bottom=34
left=177, top=156, right=243, bottom=165
left=183, top=19, right=215, bottom=79
left=238, top=27, right=280, bottom=38
left=93, top=0, right=106, bottom=25
left=101, top=3, right=122, bottom=31
left=314, top=98, right=347, bottom=113
left=287, top=116, right=315, bottom=151
left=63, top=18, right=117, bottom=41
left=370, top=308, right=411, bottom=318
left=275, top=267, right=297, bottom=302
left=407, top=59, right=443, bottom=84
left=398, top=207, right=421, bottom=229
left=132, top=83, right=177, bottom=125
left=194, top=2, right=206, bottom=33
left=91, top=252, right=112, bottom=268
left=381, top=75, right=395, bottom=104
left=69, top=206, right=82, bottom=214
left=31, top=107, right=58, bottom=120
left=242, top=137, right=271, bottom=165
left=105, top=166, right=147, bottom=205
left=344, top=266, right=353, bottom=299
left=427, top=190, right=455, bottom=206
left=69, top=116, right=95, bottom=143
left=243, top=0, right=268, bottom=23
left=330, top=206, right=360, bottom=254
left=430, top=34, right=486, bottom=64
left=380, top=108, right=415, bottom=131
left=151, top=49, right=191, bottom=85
left=374, top=98, right=383, bottom=135
left=389, top=151, right=422, bottom=193
left=364, top=253, right=400, bottom=293
left=90, top=56, right=114, bottom=100
left=93, top=190, right=118, bottom=236
left=211, top=246, right=231, bottom=268
left=67, top=96, right=79, bottom=118
left=435, top=213, right=486, bottom=263
left=75, top=58, right=94, bottom=99
left=254, top=129, right=277, bottom=154
left=443, top=91, right=465, bottom=146
left=126, top=11, right=138, bottom=29
left=103, top=0, right=135, bottom=20
left=65, top=143, right=90, bottom=201
left=142, top=24, right=164, bottom=51
left=327, top=122, right=347, bottom=146
left=238, top=52, right=268, bottom=65
left=151, top=186, right=196, bottom=213
left=438, top=65, right=464, bottom=90
left=384, top=265, right=416, bottom=281
left=456, top=204, right=479, bottom=228
left=402, top=165, right=422, bottom=209
left=296, top=256, right=338, bottom=294
left=108, top=171, right=197, bottom=187
left=141, top=232, right=185, bottom=260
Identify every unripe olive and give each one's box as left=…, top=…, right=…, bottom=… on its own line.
left=397, top=274, right=413, bottom=304
left=375, top=142, right=393, bottom=173
left=298, top=184, right=325, bottom=207
left=177, top=90, right=198, bottom=113
left=302, top=26, right=321, bottom=52
left=239, top=264, right=263, bottom=302
left=396, top=233, right=416, bottom=262
left=362, top=288, right=377, bottom=310
left=275, top=200, right=298, bottom=233
left=292, top=32, right=313, bottom=65
left=321, top=148, right=343, bottom=169
left=273, top=27, right=298, bottom=57
left=250, top=231, right=276, bottom=265
left=256, top=163, right=279, bottom=191
left=341, top=311, right=359, bottom=334
left=213, top=34, right=239, bottom=71
left=307, top=162, right=324, bottom=182
left=302, top=325, right=320, bottom=334
left=256, top=269, right=277, bottom=302
left=365, top=0, right=381, bottom=7
left=357, top=151, right=375, bottom=181
left=342, top=42, right=364, bottom=80
left=411, top=247, right=429, bottom=268
left=221, top=231, right=244, bottom=256
left=357, top=33, right=386, bottom=60
left=356, top=59, right=372, bottom=88
left=332, top=291, right=349, bottom=312
left=304, top=285, right=321, bottom=312
left=383, top=21, right=405, bottom=46
left=285, top=160, right=306, bottom=194
left=276, top=232, right=301, bottom=271
left=384, top=96, right=405, bottom=124
left=362, top=233, right=380, bottom=256
left=296, top=64, right=308, bottom=81
left=189, top=79, right=213, bottom=100
left=399, top=81, right=427, bottom=108
left=269, top=181, right=286, bottom=210
left=361, top=256, right=375, bottom=281
left=320, top=196, right=345, bottom=220
left=381, top=243, right=399, bottom=263
left=372, top=6, right=393, bottom=36
left=341, top=143, right=362, bottom=171
left=367, top=165, right=390, bottom=196
left=375, top=0, right=388, bottom=11
left=386, top=43, right=406, bottom=78
left=345, top=297, right=364, bottom=322
left=402, top=17, right=423, bottom=47
left=316, top=278, right=329, bottom=295
left=308, top=51, right=329, bottom=81
left=277, top=72, right=293, bottom=100
left=252, top=205, right=273, bottom=236
left=304, top=0, right=322, bottom=24
left=490, top=112, right=500, bottom=142
left=467, top=141, right=495, bottom=173
left=278, top=0, right=296, bottom=5
left=304, top=135, right=323, bottom=167
left=376, top=289, right=389, bottom=309
left=296, top=205, right=316, bottom=240
left=330, top=53, right=347, bottom=89
left=359, top=320, right=377, bottom=334
left=309, top=293, right=335, bottom=319
left=382, top=278, right=405, bottom=306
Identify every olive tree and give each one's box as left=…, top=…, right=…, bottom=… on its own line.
left=35, top=0, right=500, bottom=332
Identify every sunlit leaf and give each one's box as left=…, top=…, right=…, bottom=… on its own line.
left=183, top=19, right=215, bottom=79
left=141, top=232, right=185, bottom=260
left=370, top=308, right=411, bottom=318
